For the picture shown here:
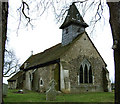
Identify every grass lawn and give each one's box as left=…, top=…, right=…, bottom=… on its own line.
left=3, top=89, right=114, bottom=103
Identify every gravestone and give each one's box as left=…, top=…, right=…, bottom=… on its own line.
left=46, top=79, right=57, bottom=101
left=3, top=83, right=8, bottom=96
left=64, top=77, right=70, bottom=89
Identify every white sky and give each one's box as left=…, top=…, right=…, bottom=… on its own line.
left=3, top=0, right=114, bottom=84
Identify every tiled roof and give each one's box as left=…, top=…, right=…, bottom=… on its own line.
left=20, top=43, right=71, bottom=70
left=60, top=3, right=88, bottom=29
left=7, top=71, right=24, bottom=82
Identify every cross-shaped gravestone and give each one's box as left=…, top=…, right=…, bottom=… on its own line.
left=46, top=79, right=57, bottom=101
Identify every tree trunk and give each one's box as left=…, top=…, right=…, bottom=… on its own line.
left=0, top=1, right=8, bottom=103
left=0, top=2, right=2, bottom=103
left=107, top=2, right=120, bottom=103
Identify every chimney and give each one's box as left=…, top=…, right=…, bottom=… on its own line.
left=31, top=51, right=33, bottom=56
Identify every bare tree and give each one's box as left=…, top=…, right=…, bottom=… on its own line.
left=17, top=0, right=105, bottom=35
left=3, top=49, right=20, bottom=77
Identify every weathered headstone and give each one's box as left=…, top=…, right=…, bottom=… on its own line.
left=3, top=83, right=8, bottom=96
left=64, top=77, right=69, bottom=89
left=46, top=79, right=57, bottom=101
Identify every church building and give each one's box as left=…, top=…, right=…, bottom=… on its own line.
left=8, top=3, right=111, bottom=93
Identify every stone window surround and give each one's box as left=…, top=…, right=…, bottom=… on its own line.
left=78, top=59, right=93, bottom=85
left=29, top=72, right=33, bottom=82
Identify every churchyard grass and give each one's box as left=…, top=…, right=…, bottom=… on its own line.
left=3, top=89, right=114, bottom=102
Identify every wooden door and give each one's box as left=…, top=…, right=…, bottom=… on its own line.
left=54, top=64, right=60, bottom=91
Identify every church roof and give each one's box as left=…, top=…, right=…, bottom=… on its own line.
left=60, top=3, right=88, bottom=29
left=20, top=43, right=71, bottom=70
left=7, top=70, right=24, bottom=82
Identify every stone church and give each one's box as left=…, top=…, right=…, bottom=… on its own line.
left=8, top=3, right=111, bottom=93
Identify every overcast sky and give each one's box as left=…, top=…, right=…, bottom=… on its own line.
left=3, top=0, right=114, bottom=84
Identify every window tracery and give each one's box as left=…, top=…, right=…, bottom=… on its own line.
left=79, top=59, right=93, bottom=84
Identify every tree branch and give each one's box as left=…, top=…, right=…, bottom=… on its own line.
left=3, top=70, right=17, bottom=77
left=22, top=0, right=30, bottom=23
left=73, top=0, right=89, bottom=4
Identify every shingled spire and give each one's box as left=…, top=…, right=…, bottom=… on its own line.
left=60, top=3, right=88, bottom=46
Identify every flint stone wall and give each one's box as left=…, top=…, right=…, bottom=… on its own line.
left=60, top=32, right=107, bottom=93
left=32, top=64, right=58, bottom=93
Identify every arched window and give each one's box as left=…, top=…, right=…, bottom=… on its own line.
left=89, top=66, right=92, bottom=83
left=79, top=59, right=93, bottom=84
left=80, top=66, right=83, bottom=83
left=40, top=80, right=43, bottom=85
left=40, top=78, right=44, bottom=86
left=84, top=65, right=88, bottom=83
